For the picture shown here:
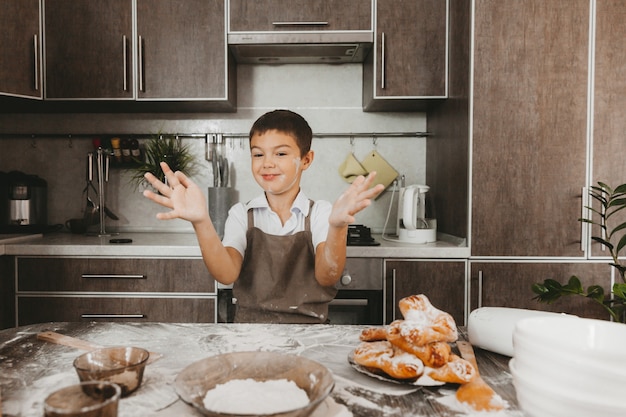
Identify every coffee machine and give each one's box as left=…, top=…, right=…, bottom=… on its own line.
left=0, top=171, right=48, bottom=233
left=396, top=184, right=437, bottom=244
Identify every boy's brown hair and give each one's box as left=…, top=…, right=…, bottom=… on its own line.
left=249, top=109, right=313, bottom=156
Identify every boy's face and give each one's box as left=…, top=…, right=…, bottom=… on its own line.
left=250, top=129, right=313, bottom=196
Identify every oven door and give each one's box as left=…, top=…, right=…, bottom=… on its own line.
left=217, top=288, right=383, bottom=324
left=328, top=289, right=383, bottom=325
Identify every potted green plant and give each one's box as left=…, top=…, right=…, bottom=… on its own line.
left=532, top=182, right=626, bottom=323
left=128, top=133, right=197, bottom=189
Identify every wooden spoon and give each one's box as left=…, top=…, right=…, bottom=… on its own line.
left=455, top=341, right=504, bottom=411
left=37, top=331, right=162, bottom=364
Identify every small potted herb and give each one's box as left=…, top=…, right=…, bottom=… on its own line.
left=128, top=133, right=197, bottom=189
left=532, top=182, right=626, bottom=323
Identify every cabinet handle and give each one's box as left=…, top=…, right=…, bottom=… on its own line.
left=82, top=274, right=146, bottom=279
left=81, top=314, right=145, bottom=319
left=601, top=187, right=607, bottom=251
left=391, top=268, right=396, bottom=321
left=581, top=186, right=588, bottom=252
left=33, top=35, right=39, bottom=91
left=477, top=270, right=483, bottom=308
left=380, top=32, right=386, bottom=89
left=329, top=299, right=368, bottom=307
left=272, top=21, right=328, bottom=26
left=138, top=35, right=144, bottom=92
left=122, top=35, right=127, bottom=91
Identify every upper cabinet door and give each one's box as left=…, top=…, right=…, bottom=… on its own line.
left=137, top=0, right=231, bottom=101
left=471, top=0, right=590, bottom=257
left=43, top=0, right=133, bottom=99
left=0, top=0, right=42, bottom=99
left=363, top=0, right=448, bottom=111
left=229, top=0, right=372, bottom=32
left=590, top=0, right=626, bottom=257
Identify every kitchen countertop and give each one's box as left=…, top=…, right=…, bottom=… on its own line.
left=0, top=232, right=469, bottom=258
left=0, top=322, right=522, bottom=417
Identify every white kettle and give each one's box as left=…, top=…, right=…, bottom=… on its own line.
left=397, top=184, right=436, bottom=243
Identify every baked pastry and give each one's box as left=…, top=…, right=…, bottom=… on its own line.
left=396, top=295, right=458, bottom=345
left=354, top=294, right=474, bottom=384
left=359, top=327, right=387, bottom=342
left=386, top=327, right=451, bottom=368
left=352, top=341, right=425, bottom=380
left=427, top=354, right=476, bottom=384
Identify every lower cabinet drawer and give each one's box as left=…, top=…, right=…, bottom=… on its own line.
left=17, top=257, right=215, bottom=293
left=17, top=296, right=216, bottom=325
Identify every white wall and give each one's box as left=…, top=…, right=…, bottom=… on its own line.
left=0, top=64, right=427, bottom=233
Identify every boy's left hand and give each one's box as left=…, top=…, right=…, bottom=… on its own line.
left=329, top=172, right=385, bottom=228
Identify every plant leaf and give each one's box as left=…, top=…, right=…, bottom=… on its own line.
left=616, top=233, right=626, bottom=255
left=613, top=184, right=626, bottom=194
left=563, top=276, right=584, bottom=294
left=591, top=236, right=613, bottom=250
left=613, top=283, right=626, bottom=300
left=585, top=285, right=605, bottom=303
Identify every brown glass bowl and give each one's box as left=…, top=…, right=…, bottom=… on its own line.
left=175, top=351, right=335, bottom=417
left=73, top=347, right=149, bottom=397
left=44, top=381, right=121, bottom=417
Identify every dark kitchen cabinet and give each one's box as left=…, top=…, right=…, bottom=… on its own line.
left=363, top=0, right=448, bottom=111
left=0, top=0, right=43, bottom=99
left=15, top=257, right=217, bottom=325
left=469, top=262, right=610, bottom=320
left=471, top=0, right=590, bottom=257
left=136, top=0, right=235, bottom=103
left=228, top=0, right=372, bottom=32
left=42, top=0, right=235, bottom=108
left=589, top=0, right=626, bottom=257
left=43, top=0, right=134, bottom=99
left=18, top=297, right=215, bottom=325
left=385, top=259, right=466, bottom=325
left=0, top=256, right=15, bottom=329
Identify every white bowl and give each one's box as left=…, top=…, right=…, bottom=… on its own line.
left=510, top=359, right=626, bottom=417
left=513, top=330, right=626, bottom=386
left=514, top=316, right=626, bottom=359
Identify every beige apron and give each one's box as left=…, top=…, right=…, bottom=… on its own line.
left=233, top=201, right=338, bottom=323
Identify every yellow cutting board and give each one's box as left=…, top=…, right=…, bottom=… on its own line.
left=360, top=150, right=399, bottom=191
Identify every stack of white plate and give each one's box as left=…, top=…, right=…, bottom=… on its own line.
left=511, top=315, right=626, bottom=417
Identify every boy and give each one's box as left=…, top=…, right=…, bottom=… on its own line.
left=143, top=110, right=384, bottom=323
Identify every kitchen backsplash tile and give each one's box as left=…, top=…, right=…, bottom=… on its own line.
left=0, top=64, right=427, bottom=234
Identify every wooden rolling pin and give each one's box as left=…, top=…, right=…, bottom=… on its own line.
left=37, top=331, right=162, bottom=364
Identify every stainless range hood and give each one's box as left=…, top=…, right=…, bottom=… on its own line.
left=227, top=32, right=373, bottom=64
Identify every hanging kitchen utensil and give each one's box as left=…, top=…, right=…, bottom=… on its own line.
left=338, top=152, right=368, bottom=184
left=83, top=153, right=99, bottom=226
left=212, top=150, right=219, bottom=187
left=89, top=173, right=119, bottom=221
left=360, top=150, right=399, bottom=192
left=221, top=157, right=229, bottom=187
left=455, top=341, right=505, bottom=411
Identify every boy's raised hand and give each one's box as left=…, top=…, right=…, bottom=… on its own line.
left=329, top=172, right=385, bottom=228
left=143, top=162, right=209, bottom=224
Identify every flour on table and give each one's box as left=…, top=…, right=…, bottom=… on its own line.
left=202, top=378, right=309, bottom=414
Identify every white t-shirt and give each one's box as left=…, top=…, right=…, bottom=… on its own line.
left=221, top=190, right=332, bottom=257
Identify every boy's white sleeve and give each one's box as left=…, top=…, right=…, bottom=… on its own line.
left=311, top=200, right=332, bottom=251
left=221, top=203, right=247, bottom=256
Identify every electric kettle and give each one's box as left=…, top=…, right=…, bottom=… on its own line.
left=396, top=184, right=436, bottom=243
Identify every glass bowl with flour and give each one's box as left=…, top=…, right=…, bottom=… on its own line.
left=175, top=351, right=335, bottom=417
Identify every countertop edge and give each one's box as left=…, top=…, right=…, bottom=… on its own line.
left=2, top=232, right=470, bottom=259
